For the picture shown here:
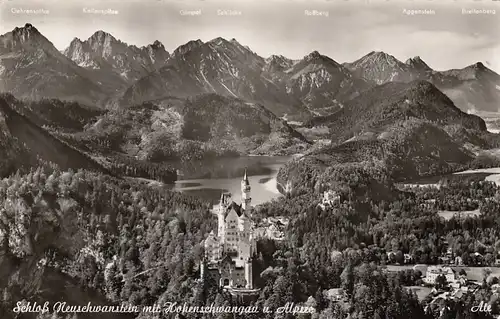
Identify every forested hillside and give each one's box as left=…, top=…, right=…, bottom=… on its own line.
left=68, top=94, right=309, bottom=162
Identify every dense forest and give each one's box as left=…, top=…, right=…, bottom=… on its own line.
left=0, top=163, right=499, bottom=318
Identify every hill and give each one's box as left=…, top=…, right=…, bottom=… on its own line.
left=307, top=81, right=487, bottom=143
left=2, top=95, right=105, bottom=133
left=279, top=119, right=475, bottom=196
left=0, top=95, right=107, bottom=178
left=0, top=169, right=212, bottom=319
left=74, top=93, right=310, bottom=162
left=278, top=81, right=500, bottom=197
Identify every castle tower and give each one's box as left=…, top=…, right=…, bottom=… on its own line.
left=244, top=258, right=253, bottom=289
left=200, top=258, right=206, bottom=281
left=241, top=169, right=251, bottom=212
left=218, top=193, right=229, bottom=242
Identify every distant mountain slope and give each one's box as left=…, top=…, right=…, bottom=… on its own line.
left=121, top=44, right=372, bottom=120
left=263, top=54, right=295, bottom=74
left=344, top=51, right=415, bottom=84
left=344, top=51, right=500, bottom=113
left=277, top=81, right=500, bottom=195
left=436, top=62, right=500, bottom=113
left=321, top=81, right=486, bottom=143
left=77, top=93, right=310, bottom=161
left=277, top=51, right=370, bottom=114
left=1, top=94, right=105, bottom=132
left=119, top=38, right=307, bottom=117
left=64, top=31, right=170, bottom=91
left=278, top=119, right=476, bottom=196
left=0, top=94, right=107, bottom=177
left=0, top=24, right=107, bottom=106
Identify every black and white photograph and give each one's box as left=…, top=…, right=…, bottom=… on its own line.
left=0, top=0, right=500, bottom=318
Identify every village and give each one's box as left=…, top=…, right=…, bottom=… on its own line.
left=316, top=188, right=500, bottom=310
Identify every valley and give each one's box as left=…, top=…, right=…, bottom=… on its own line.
left=0, top=18, right=500, bottom=319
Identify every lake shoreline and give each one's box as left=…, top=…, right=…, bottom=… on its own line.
left=169, top=155, right=292, bottom=206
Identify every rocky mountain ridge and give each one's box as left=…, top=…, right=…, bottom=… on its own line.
left=0, top=24, right=107, bottom=106
left=1, top=23, right=499, bottom=116
left=345, top=52, right=500, bottom=112
left=63, top=30, right=170, bottom=85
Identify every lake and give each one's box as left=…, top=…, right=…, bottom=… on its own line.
left=403, top=167, right=500, bottom=187
left=167, top=156, right=293, bottom=206
left=402, top=166, right=500, bottom=220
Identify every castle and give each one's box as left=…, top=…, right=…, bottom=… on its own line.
left=201, top=170, right=258, bottom=291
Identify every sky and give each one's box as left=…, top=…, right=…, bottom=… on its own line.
left=0, top=0, right=499, bottom=72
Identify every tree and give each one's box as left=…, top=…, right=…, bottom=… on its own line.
left=340, top=263, right=355, bottom=298
left=395, top=250, right=404, bottom=264
left=435, top=274, right=447, bottom=290
left=483, top=268, right=493, bottom=283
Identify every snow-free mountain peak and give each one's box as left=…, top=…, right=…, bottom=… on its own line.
left=357, top=51, right=404, bottom=67
left=0, top=24, right=107, bottom=105
left=172, top=39, right=204, bottom=57
left=91, top=30, right=115, bottom=39
left=209, top=37, right=230, bottom=46
left=150, top=40, right=164, bottom=49
left=305, top=50, right=322, bottom=60
left=405, top=56, right=432, bottom=71
left=206, top=37, right=254, bottom=56
left=63, top=30, right=170, bottom=83
left=263, top=55, right=294, bottom=73
left=344, top=51, right=411, bottom=84
left=299, top=51, right=341, bottom=68
left=473, top=62, right=486, bottom=70
left=13, top=23, right=41, bottom=38
left=1, top=23, right=56, bottom=53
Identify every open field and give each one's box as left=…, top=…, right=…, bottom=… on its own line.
left=437, top=209, right=481, bottom=220
left=385, top=265, right=500, bottom=281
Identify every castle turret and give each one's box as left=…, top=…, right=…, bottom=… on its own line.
left=200, top=257, right=206, bottom=280
left=244, top=257, right=253, bottom=289
left=218, top=193, right=230, bottom=242
left=241, top=169, right=251, bottom=212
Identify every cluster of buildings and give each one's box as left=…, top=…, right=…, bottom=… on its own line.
left=423, top=266, right=467, bottom=288
left=318, top=190, right=341, bottom=210
left=254, top=217, right=288, bottom=241
left=386, top=251, right=414, bottom=264
left=200, top=171, right=260, bottom=297
left=386, top=239, right=500, bottom=267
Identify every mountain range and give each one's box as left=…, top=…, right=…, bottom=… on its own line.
left=344, top=51, right=500, bottom=113
left=0, top=23, right=498, bottom=116
left=1, top=23, right=500, bottom=187
left=0, top=24, right=106, bottom=106
left=64, top=30, right=170, bottom=91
